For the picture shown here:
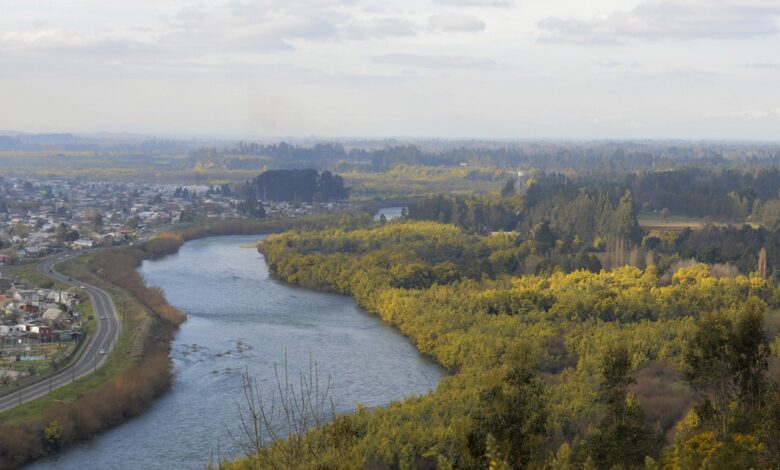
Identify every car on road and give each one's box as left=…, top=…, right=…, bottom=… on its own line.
left=100, top=314, right=106, bottom=320
left=99, top=348, right=106, bottom=355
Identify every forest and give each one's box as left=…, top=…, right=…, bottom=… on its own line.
left=406, top=173, right=780, bottom=280
left=212, top=218, right=780, bottom=469
left=190, top=141, right=780, bottom=173
left=241, top=169, right=350, bottom=203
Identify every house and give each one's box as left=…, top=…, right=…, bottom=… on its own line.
left=27, top=324, right=53, bottom=342
left=72, top=239, right=94, bottom=250
left=46, top=290, right=75, bottom=305
left=42, top=308, right=67, bottom=325
left=20, top=303, right=39, bottom=314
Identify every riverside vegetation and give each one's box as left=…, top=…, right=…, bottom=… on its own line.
left=0, top=216, right=370, bottom=468
left=213, top=213, right=780, bottom=469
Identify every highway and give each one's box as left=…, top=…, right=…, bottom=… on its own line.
left=0, top=251, right=121, bottom=412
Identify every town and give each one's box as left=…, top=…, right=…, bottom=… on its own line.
left=0, top=176, right=350, bottom=264
left=0, top=275, right=83, bottom=387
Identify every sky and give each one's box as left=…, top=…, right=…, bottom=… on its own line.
left=1, top=0, right=780, bottom=140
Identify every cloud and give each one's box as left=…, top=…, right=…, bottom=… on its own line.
left=373, top=53, right=496, bottom=69
left=0, top=29, right=155, bottom=53
left=742, top=62, right=780, bottom=69
left=342, top=17, right=419, bottom=40
left=538, top=0, right=780, bottom=44
left=434, top=0, right=512, bottom=7
left=429, top=13, right=486, bottom=32
left=709, top=109, right=780, bottom=121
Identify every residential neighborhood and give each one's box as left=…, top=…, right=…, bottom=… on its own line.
left=0, top=176, right=351, bottom=264
left=0, top=275, right=84, bottom=384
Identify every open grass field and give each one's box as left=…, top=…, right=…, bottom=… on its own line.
left=638, top=212, right=708, bottom=234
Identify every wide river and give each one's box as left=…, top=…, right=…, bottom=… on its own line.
left=31, top=235, right=444, bottom=469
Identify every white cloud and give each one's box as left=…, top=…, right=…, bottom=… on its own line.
left=342, top=17, right=419, bottom=40
left=373, top=53, right=496, bottom=69
left=539, top=0, right=780, bottom=44
left=434, top=0, right=512, bottom=7
left=429, top=13, right=486, bottom=32
left=0, top=28, right=156, bottom=53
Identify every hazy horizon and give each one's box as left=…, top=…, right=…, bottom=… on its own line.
left=2, top=0, right=780, bottom=140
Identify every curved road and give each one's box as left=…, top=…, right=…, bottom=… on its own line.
left=0, top=251, right=121, bottom=411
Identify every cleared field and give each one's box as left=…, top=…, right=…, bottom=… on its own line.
left=638, top=213, right=707, bottom=233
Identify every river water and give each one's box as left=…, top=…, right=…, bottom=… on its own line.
left=31, top=235, right=444, bottom=469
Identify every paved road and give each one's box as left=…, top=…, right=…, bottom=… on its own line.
left=0, top=251, right=121, bottom=412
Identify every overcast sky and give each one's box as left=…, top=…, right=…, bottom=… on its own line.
left=2, top=0, right=780, bottom=140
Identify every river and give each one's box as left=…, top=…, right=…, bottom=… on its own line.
left=30, top=235, right=444, bottom=469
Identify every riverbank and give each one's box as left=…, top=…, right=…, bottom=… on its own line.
left=0, top=214, right=373, bottom=468
left=0, top=250, right=178, bottom=467
left=30, top=234, right=443, bottom=469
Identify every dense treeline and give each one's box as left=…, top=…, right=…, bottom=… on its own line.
left=643, top=225, right=780, bottom=278
left=409, top=174, right=780, bottom=280
left=190, top=141, right=780, bottom=173
left=561, top=167, right=780, bottom=222
left=215, top=220, right=780, bottom=469
left=241, top=169, right=349, bottom=202
left=409, top=175, right=640, bottom=243
left=436, top=167, right=780, bottom=230
left=407, top=176, right=642, bottom=276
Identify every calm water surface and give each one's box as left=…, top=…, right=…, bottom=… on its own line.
left=374, top=206, right=404, bottom=220
left=31, top=235, right=444, bottom=469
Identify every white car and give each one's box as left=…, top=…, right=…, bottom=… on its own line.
left=99, top=348, right=106, bottom=355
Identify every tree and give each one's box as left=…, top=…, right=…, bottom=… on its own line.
left=580, top=345, right=662, bottom=468
left=683, top=298, right=770, bottom=433
left=614, top=190, right=642, bottom=245
left=178, top=209, right=194, bottom=223
left=43, top=420, right=62, bottom=451
left=9, top=222, right=29, bottom=238
left=237, top=200, right=266, bottom=219
left=469, top=347, right=548, bottom=468
left=730, top=297, right=770, bottom=411
left=55, top=223, right=78, bottom=242
left=683, top=314, right=735, bottom=433
left=501, top=178, right=516, bottom=197
left=532, top=222, right=556, bottom=254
